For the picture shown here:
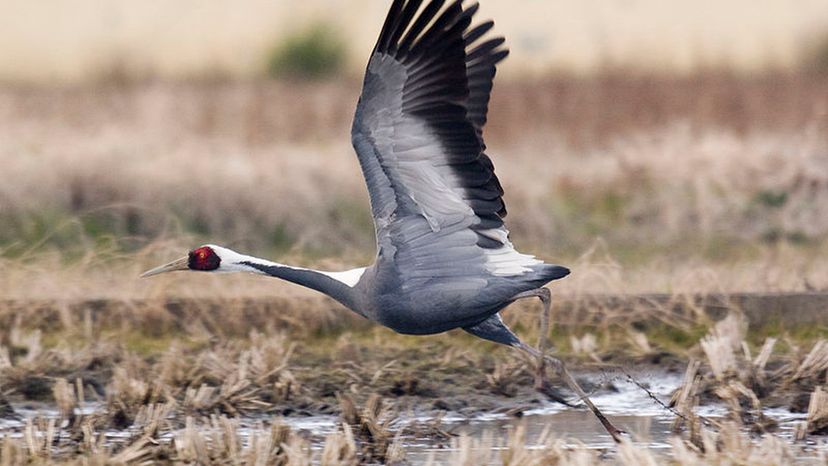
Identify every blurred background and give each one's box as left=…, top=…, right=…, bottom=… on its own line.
left=2, top=0, right=828, bottom=299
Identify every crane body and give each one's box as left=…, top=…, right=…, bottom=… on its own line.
left=143, top=0, right=623, bottom=442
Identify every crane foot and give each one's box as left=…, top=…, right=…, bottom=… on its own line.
left=516, top=342, right=626, bottom=443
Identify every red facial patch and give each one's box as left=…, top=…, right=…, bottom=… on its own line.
left=188, top=246, right=221, bottom=271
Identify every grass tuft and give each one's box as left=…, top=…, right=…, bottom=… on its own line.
left=266, top=23, right=347, bottom=79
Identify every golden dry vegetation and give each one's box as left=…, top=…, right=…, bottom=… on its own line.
left=2, top=6, right=828, bottom=461
left=1, top=298, right=827, bottom=464
left=2, top=74, right=828, bottom=299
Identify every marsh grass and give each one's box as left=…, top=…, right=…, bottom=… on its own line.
left=1, top=74, right=827, bottom=266
left=1, top=287, right=827, bottom=463
left=2, top=73, right=828, bottom=463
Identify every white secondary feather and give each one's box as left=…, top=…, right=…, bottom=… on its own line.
left=483, top=244, right=541, bottom=276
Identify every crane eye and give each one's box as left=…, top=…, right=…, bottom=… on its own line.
left=188, top=246, right=221, bottom=271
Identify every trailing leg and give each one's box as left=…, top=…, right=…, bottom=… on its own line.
left=510, top=288, right=624, bottom=443
left=515, top=342, right=624, bottom=443
left=511, top=288, right=551, bottom=390
left=462, top=294, right=624, bottom=443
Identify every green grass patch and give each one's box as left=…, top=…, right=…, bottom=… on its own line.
left=266, top=23, right=347, bottom=79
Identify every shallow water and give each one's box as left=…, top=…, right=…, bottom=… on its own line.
left=0, top=372, right=817, bottom=464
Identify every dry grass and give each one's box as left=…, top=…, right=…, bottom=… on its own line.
left=4, top=421, right=818, bottom=465
left=1, top=292, right=827, bottom=464
left=1, top=74, right=828, bottom=301
left=2, top=72, right=828, bottom=462
left=3, top=7, right=828, bottom=463
left=672, top=313, right=806, bottom=433
left=0, top=322, right=828, bottom=466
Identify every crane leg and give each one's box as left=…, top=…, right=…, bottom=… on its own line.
left=515, top=341, right=624, bottom=442
left=510, top=288, right=624, bottom=443
left=510, top=288, right=552, bottom=390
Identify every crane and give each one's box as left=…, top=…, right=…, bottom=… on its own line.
left=142, top=0, right=623, bottom=442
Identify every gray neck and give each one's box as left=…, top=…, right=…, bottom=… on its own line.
left=239, top=260, right=358, bottom=310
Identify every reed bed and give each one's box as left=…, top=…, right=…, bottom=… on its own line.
left=3, top=418, right=824, bottom=465
left=1, top=75, right=827, bottom=263
left=1, top=74, right=828, bottom=304
left=2, top=73, right=828, bottom=463
left=1, top=307, right=827, bottom=464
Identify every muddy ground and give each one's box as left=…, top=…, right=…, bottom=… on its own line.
left=0, top=295, right=827, bottom=464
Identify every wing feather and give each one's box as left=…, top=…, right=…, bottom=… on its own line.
left=351, top=0, right=540, bottom=291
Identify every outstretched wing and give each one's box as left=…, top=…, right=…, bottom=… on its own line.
left=351, top=0, right=541, bottom=297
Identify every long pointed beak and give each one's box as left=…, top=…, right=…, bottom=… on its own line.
left=140, top=256, right=189, bottom=278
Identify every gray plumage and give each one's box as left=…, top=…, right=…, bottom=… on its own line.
left=144, top=0, right=625, bottom=441
left=347, top=0, right=568, bottom=337
left=232, top=0, right=569, bottom=342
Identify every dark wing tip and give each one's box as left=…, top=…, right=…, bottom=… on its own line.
left=375, top=0, right=502, bottom=56
left=374, top=0, right=406, bottom=53
left=362, top=0, right=512, bottom=235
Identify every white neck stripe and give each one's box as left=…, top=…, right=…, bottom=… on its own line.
left=205, top=245, right=366, bottom=287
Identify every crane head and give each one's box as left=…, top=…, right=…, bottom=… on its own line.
left=141, top=245, right=222, bottom=277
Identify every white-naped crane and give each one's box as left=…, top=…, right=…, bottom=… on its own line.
left=143, top=0, right=623, bottom=442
